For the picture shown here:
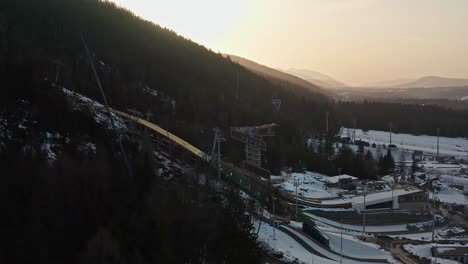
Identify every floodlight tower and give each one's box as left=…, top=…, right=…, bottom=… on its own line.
left=231, top=123, right=276, bottom=169
left=211, top=128, right=225, bottom=181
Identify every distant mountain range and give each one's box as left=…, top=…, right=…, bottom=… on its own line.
left=281, top=68, right=349, bottom=88
left=394, top=76, right=468, bottom=88
left=227, top=54, right=468, bottom=91
left=362, top=76, right=468, bottom=88
left=226, top=54, right=330, bottom=95
left=361, top=78, right=413, bottom=88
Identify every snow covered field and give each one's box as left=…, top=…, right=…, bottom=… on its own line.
left=340, top=128, right=468, bottom=159
left=255, top=221, right=337, bottom=264
left=325, top=231, right=389, bottom=259
left=431, top=175, right=468, bottom=205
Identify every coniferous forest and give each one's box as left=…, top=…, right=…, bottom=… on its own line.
left=2, top=0, right=468, bottom=263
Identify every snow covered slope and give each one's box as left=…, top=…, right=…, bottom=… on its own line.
left=340, top=128, right=468, bottom=158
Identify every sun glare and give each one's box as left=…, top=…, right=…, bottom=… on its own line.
left=111, top=0, right=247, bottom=49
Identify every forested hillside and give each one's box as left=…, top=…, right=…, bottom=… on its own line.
left=3, top=1, right=468, bottom=262
left=1, top=0, right=338, bottom=171
left=0, top=0, right=338, bottom=263
left=335, top=101, right=468, bottom=138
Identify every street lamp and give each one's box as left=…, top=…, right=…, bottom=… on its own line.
left=272, top=196, right=277, bottom=240
left=363, top=181, right=367, bottom=234
left=294, top=178, right=299, bottom=220
left=338, top=168, right=342, bottom=190
left=431, top=191, right=438, bottom=242
left=340, top=219, right=343, bottom=264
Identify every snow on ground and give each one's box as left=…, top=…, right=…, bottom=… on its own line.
left=41, top=132, right=62, bottom=161
left=389, top=226, right=467, bottom=241
left=432, top=188, right=468, bottom=205
left=281, top=226, right=394, bottom=264
left=0, top=116, right=10, bottom=151
left=274, top=172, right=340, bottom=199
left=77, top=142, right=97, bottom=155
left=62, top=87, right=126, bottom=130
left=325, top=231, right=390, bottom=259
left=305, top=213, right=432, bottom=233
left=430, top=175, right=468, bottom=205
left=437, top=174, right=468, bottom=186
left=255, top=221, right=338, bottom=264
left=403, top=243, right=465, bottom=264
left=143, top=86, right=158, bottom=97
left=340, top=127, right=468, bottom=158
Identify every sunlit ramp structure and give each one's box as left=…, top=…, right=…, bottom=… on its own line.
left=231, top=123, right=276, bottom=179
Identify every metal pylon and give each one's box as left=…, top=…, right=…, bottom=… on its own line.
left=211, top=128, right=225, bottom=181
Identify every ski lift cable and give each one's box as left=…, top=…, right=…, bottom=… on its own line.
left=80, top=33, right=134, bottom=179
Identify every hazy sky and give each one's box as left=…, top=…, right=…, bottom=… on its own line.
left=111, top=0, right=468, bottom=86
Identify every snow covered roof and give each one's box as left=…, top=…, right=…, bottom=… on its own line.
left=350, top=188, right=424, bottom=208
left=324, top=174, right=358, bottom=184
left=381, top=175, right=395, bottom=183
left=432, top=246, right=468, bottom=257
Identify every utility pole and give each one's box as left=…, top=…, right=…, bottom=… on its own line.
left=211, top=128, right=225, bottom=183
left=236, top=70, right=239, bottom=101
left=431, top=191, right=437, bottom=242
left=326, top=112, right=329, bottom=133
left=363, top=181, right=367, bottom=234
left=436, top=128, right=440, bottom=158
left=294, top=178, right=299, bottom=220
left=340, top=219, right=343, bottom=264
left=272, top=196, right=277, bottom=240
left=391, top=175, right=395, bottom=210
left=389, top=122, right=393, bottom=146
left=353, top=118, right=357, bottom=143
left=338, top=168, right=342, bottom=191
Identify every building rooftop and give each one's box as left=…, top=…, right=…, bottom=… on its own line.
left=324, top=174, right=358, bottom=184
left=432, top=246, right=468, bottom=257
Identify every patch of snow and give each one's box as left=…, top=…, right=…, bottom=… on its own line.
left=255, top=221, right=338, bottom=264
left=0, top=117, right=10, bottom=150
left=41, top=132, right=62, bottom=161
left=281, top=225, right=393, bottom=263
left=325, top=231, right=390, bottom=259
left=61, top=87, right=126, bottom=130
left=143, top=86, right=158, bottom=97
left=340, top=128, right=468, bottom=159
left=78, top=142, right=97, bottom=154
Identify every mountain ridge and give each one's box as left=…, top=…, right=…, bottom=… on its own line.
left=225, top=54, right=332, bottom=96
left=282, top=68, right=349, bottom=88
left=394, top=76, right=468, bottom=88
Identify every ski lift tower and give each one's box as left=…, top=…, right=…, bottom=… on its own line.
left=231, top=123, right=276, bottom=177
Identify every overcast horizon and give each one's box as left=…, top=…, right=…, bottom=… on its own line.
left=111, top=0, right=468, bottom=86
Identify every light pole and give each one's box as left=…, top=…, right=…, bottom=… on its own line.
left=338, top=168, right=342, bottom=191
left=431, top=191, right=438, bottom=242
left=294, top=178, right=299, bottom=220
left=391, top=181, right=395, bottom=210
left=340, top=219, right=343, bottom=264
left=363, top=181, right=367, bottom=234
left=272, top=196, right=277, bottom=240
